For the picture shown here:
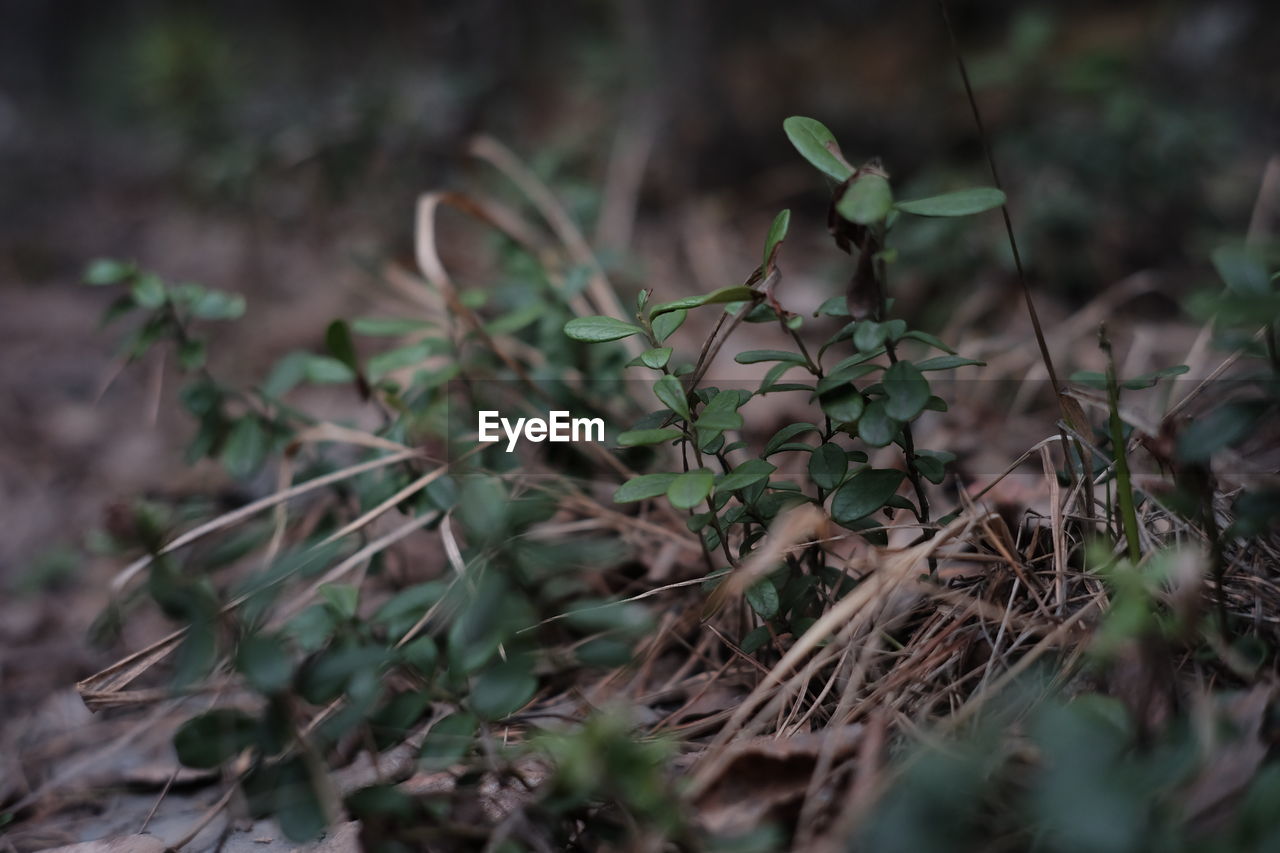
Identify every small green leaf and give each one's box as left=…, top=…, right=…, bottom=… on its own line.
left=420, top=712, right=477, bottom=770
left=640, top=347, right=673, bottom=369
left=668, top=468, right=715, bottom=509
left=857, top=400, right=898, bottom=447
left=809, top=443, right=849, bottom=491
left=564, top=315, right=645, bottom=343
left=764, top=209, right=791, bottom=268
left=883, top=361, right=930, bottom=421
left=179, top=339, right=206, bottom=371
left=470, top=656, right=537, bottom=720
left=837, top=174, right=893, bottom=225
left=764, top=423, right=820, bottom=456
left=913, top=449, right=955, bottom=484
left=188, top=289, right=245, bottom=320
left=221, top=416, right=269, bottom=479
left=741, top=625, right=771, bottom=653
left=651, top=308, right=687, bottom=342
left=1211, top=246, right=1272, bottom=296
left=654, top=374, right=690, bottom=420
left=815, top=296, right=850, bottom=317
left=894, top=187, right=1006, bottom=217
left=617, top=427, right=682, bottom=447
left=615, top=472, right=679, bottom=503
left=820, top=384, right=866, bottom=425
left=1071, top=370, right=1107, bottom=390
left=650, top=286, right=758, bottom=318
left=298, top=645, right=387, bottom=704
left=235, top=633, right=292, bottom=694
left=174, top=709, right=258, bottom=768
left=458, top=475, right=510, bottom=540
left=401, top=636, right=438, bottom=676
left=84, top=258, right=134, bottom=285
left=737, top=349, right=808, bottom=366
left=831, top=468, right=905, bottom=525
left=1177, top=401, right=1269, bottom=462
left=746, top=579, right=780, bottom=619
left=304, top=355, right=356, bottom=384
left=130, top=274, right=167, bottom=309
left=575, top=636, right=635, bottom=668
left=694, top=393, right=744, bottom=435
left=916, top=355, right=985, bottom=371
left=368, top=340, right=444, bottom=379
left=352, top=317, right=434, bottom=336
left=853, top=321, right=887, bottom=353
left=818, top=361, right=879, bottom=391
left=319, top=583, right=359, bottom=620
left=783, top=116, right=854, bottom=181
left=325, top=320, right=360, bottom=373
left=901, top=330, right=957, bottom=354
left=274, top=758, right=327, bottom=842
left=717, top=459, right=776, bottom=493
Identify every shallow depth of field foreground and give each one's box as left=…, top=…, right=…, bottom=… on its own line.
left=2, top=2, right=1279, bottom=851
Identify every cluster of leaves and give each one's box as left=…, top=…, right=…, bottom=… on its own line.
left=565, top=116, right=1001, bottom=649
left=76, top=108, right=1280, bottom=850
left=83, top=246, right=684, bottom=844
left=859, top=688, right=1280, bottom=853
left=1182, top=244, right=1280, bottom=538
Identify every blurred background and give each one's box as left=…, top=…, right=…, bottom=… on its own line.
left=1, top=0, right=1277, bottom=704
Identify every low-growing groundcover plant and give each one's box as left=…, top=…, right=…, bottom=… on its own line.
left=55, top=76, right=1280, bottom=853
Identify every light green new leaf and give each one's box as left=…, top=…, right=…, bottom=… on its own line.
left=654, top=374, right=691, bottom=420
left=736, top=349, right=808, bottom=365
left=651, top=308, right=687, bottom=342
left=915, top=355, right=985, bottom=371
left=837, top=174, right=893, bottom=225
left=764, top=209, right=791, bottom=268
left=84, top=258, right=134, bottom=285
left=639, top=347, right=673, bottom=369
left=668, top=468, right=715, bottom=509
left=649, top=286, right=758, bottom=318
left=783, top=116, right=854, bottom=181
left=614, top=472, right=680, bottom=503
left=1211, top=246, right=1271, bottom=296
left=717, top=459, right=776, bottom=493
left=895, top=187, right=1006, bottom=217
left=564, top=315, right=645, bottom=342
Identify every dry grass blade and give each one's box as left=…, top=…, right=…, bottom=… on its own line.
left=689, top=512, right=975, bottom=795
left=108, top=448, right=423, bottom=594
left=701, top=503, right=826, bottom=620
left=415, top=191, right=639, bottom=482
left=273, top=509, right=441, bottom=626
left=467, top=135, right=636, bottom=348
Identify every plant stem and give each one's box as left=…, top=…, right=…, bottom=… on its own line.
left=1102, top=330, right=1141, bottom=563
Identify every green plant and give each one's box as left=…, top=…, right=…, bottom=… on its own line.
left=81, top=250, right=666, bottom=843
left=565, top=116, right=1001, bottom=645
left=69, top=104, right=1280, bottom=853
